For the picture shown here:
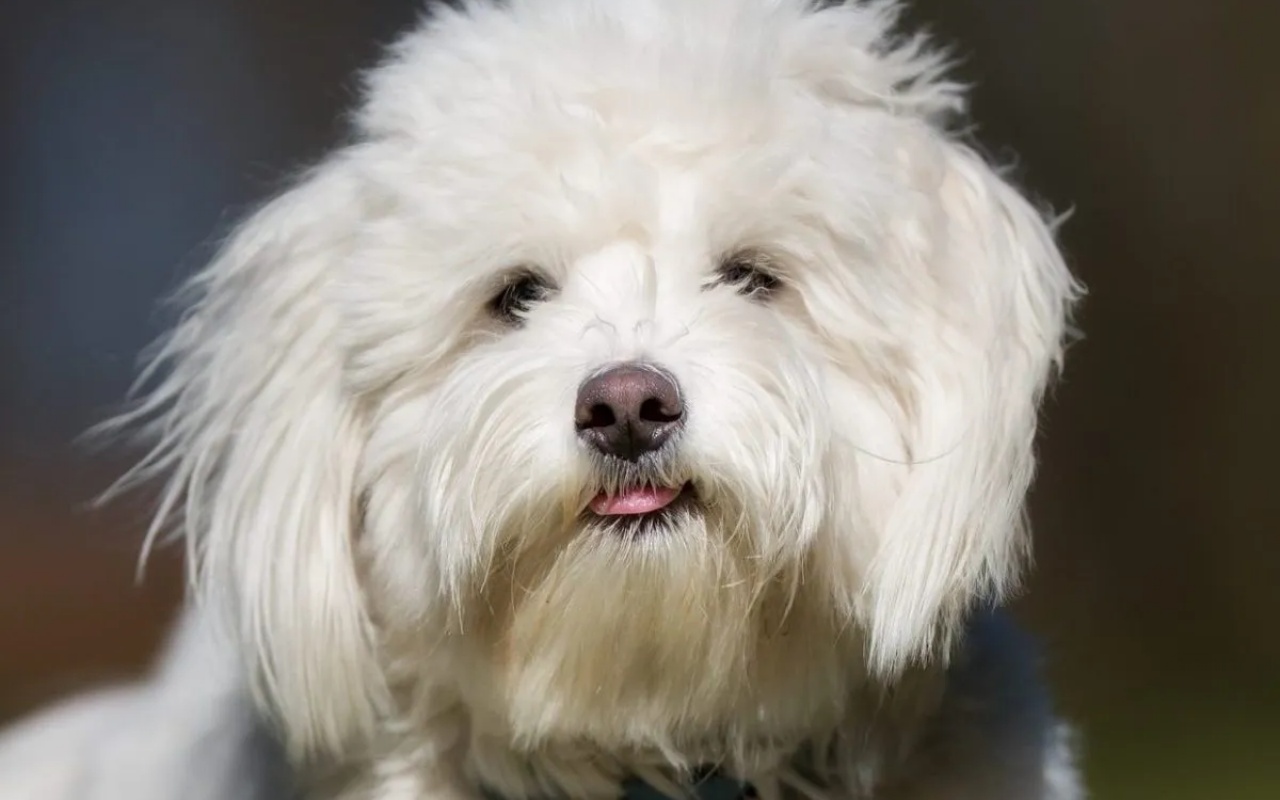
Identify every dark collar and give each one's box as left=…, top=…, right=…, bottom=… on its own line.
left=244, top=707, right=756, bottom=800
left=621, top=774, right=753, bottom=800
left=482, top=774, right=754, bottom=800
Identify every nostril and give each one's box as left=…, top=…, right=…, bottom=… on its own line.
left=638, top=396, right=681, bottom=424
left=581, top=403, right=616, bottom=430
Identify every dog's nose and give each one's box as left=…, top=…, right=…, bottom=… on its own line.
left=575, top=364, right=684, bottom=461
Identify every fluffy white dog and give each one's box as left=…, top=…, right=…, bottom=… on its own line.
left=0, top=1, right=1085, bottom=798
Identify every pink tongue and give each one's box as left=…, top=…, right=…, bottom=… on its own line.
left=590, top=485, right=682, bottom=516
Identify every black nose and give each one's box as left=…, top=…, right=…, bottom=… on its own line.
left=575, top=364, right=685, bottom=461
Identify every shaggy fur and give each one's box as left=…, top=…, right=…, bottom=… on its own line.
left=0, top=1, right=1084, bottom=798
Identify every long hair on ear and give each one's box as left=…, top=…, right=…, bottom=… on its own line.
left=862, top=132, right=1082, bottom=675
left=99, top=153, right=387, bottom=759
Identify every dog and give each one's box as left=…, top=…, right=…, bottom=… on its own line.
left=0, top=1, right=1085, bottom=798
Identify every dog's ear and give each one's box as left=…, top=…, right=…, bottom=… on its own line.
left=861, top=134, right=1081, bottom=675
left=109, top=155, right=386, bottom=759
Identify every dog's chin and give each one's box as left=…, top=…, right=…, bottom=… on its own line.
left=486, top=478, right=824, bottom=751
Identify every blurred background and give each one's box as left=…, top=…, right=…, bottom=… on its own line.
left=1, top=1, right=1276, bottom=797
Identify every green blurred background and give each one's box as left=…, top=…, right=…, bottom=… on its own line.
left=2, top=1, right=1277, bottom=797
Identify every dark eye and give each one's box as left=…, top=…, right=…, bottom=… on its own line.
left=712, top=250, right=782, bottom=300
left=487, top=269, right=554, bottom=324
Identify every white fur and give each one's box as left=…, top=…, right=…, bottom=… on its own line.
left=0, top=1, right=1084, bottom=798
left=0, top=610, right=285, bottom=800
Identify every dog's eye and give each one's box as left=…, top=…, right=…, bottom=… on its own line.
left=488, top=270, right=554, bottom=324
left=711, top=250, right=782, bottom=300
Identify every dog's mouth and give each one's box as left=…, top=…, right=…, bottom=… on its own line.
left=586, top=481, right=699, bottom=534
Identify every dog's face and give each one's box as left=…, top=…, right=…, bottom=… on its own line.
left=122, top=0, right=1078, bottom=759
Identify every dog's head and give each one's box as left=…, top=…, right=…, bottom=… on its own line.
left=118, top=0, right=1078, bottom=760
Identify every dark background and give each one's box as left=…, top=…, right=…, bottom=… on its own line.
left=2, top=2, right=1277, bottom=797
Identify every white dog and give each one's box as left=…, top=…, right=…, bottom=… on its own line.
left=0, top=1, right=1085, bottom=798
